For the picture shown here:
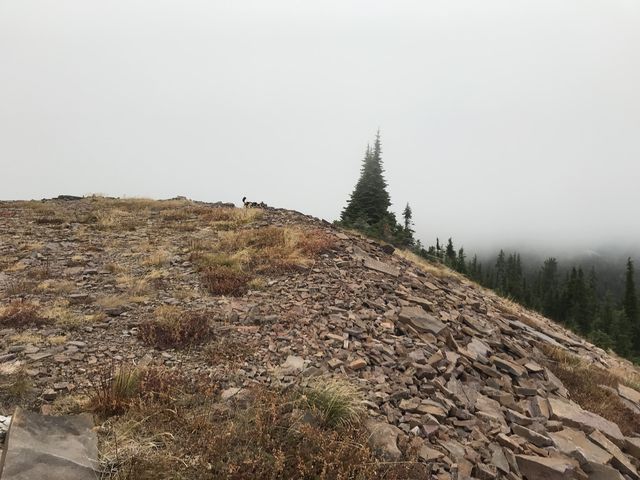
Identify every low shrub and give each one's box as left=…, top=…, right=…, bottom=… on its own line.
left=205, top=336, right=256, bottom=367
left=99, top=386, right=427, bottom=480
left=201, top=265, right=251, bottom=296
left=0, top=301, right=50, bottom=327
left=296, top=229, right=336, bottom=255
left=139, top=306, right=212, bottom=349
left=5, top=279, right=38, bottom=296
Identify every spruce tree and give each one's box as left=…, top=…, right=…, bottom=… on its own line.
left=445, top=238, right=456, bottom=266
left=623, top=258, right=639, bottom=350
left=401, top=203, right=415, bottom=247
left=402, top=203, right=413, bottom=231
left=457, top=247, right=467, bottom=274
left=539, top=258, right=559, bottom=319
left=340, top=131, right=393, bottom=228
left=495, top=250, right=507, bottom=294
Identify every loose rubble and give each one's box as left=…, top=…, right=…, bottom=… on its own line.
left=1, top=197, right=640, bottom=479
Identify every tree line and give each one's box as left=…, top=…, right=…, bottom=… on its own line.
left=338, top=132, right=640, bottom=363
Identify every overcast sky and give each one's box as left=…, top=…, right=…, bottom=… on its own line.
left=1, top=0, right=639, bottom=253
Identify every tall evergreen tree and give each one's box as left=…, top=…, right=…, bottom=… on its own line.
left=445, top=238, right=456, bottom=266
left=340, top=131, right=392, bottom=227
left=457, top=247, right=467, bottom=274
left=401, top=203, right=415, bottom=247
left=538, top=258, right=559, bottom=319
left=402, top=203, right=413, bottom=231
left=495, top=250, right=507, bottom=294
left=624, top=258, right=639, bottom=349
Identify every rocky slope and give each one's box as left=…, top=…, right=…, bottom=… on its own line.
left=1, top=197, right=640, bottom=479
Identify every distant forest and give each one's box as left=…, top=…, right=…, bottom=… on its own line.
left=418, top=242, right=640, bottom=362
left=337, top=132, right=640, bottom=363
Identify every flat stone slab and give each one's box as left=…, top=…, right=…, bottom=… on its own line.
left=618, top=384, right=640, bottom=406
left=589, top=429, right=639, bottom=480
left=548, top=397, right=625, bottom=448
left=398, top=307, right=446, bottom=335
left=362, top=257, right=400, bottom=277
left=0, top=407, right=98, bottom=480
left=515, top=454, right=579, bottom=480
left=549, top=428, right=613, bottom=466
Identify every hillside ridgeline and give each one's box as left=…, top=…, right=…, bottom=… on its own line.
left=1, top=197, right=640, bottom=479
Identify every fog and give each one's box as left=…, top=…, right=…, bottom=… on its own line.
left=1, top=0, right=639, bottom=255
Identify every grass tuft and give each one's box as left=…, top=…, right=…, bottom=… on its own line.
left=90, top=364, right=141, bottom=417
left=302, top=377, right=366, bottom=428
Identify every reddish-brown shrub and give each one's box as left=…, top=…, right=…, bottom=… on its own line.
left=106, top=386, right=428, bottom=480
left=297, top=229, right=336, bottom=255
left=139, top=308, right=212, bottom=349
left=0, top=301, right=50, bottom=327
left=201, top=265, right=251, bottom=296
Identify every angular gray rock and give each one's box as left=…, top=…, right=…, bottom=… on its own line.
left=0, top=407, right=98, bottom=480
left=548, top=397, right=626, bottom=448
left=515, top=454, right=579, bottom=480
left=365, top=420, right=402, bottom=461
left=398, top=306, right=446, bottom=335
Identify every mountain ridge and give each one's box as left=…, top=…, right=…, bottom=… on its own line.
left=1, top=196, right=639, bottom=479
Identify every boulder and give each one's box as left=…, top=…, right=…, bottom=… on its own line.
left=365, top=420, right=403, bottom=461
left=279, top=355, right=305, bottom=375
left=0, top=407, right=98, bottom=480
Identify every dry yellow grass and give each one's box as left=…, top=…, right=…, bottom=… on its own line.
left=5, top=279, right=38, bottom=296
left=171, top=287, right=197, bottom=301
left=302, top=376, right=366, bottom=428
left=42, top=300, right=88, bottom=327
left=48, top=335, right=68, bottom=345
left=217, top=227, right=333, bottom=272
left=105, top=262, right=127, bottom=274
left=37, top=279, right=76, bottom=294
left=1, top=365, right=32, bottom=400
left=142, top=250, right=171, bottom=267
left=96, top=293, right=148, bottom=308
left=395, top=249, right=462, bottom=280
left=247, top=277, right=267, bottom=290
left=139, top=306, right=212, bottom=349
left=0, top=301, right=49, bottom=327
left=88, top=196, right=191, bottom=213
left=95, top=209, right=137, bottom=231
left=50, top=393, right=91, bottom=415
left=115, top=274, right=151, bottom=296
left=188, top=227, right=334, bottom=297
left=201, top=207, right=263, bottom=224
left=9, top=332, right=44, bottom=344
